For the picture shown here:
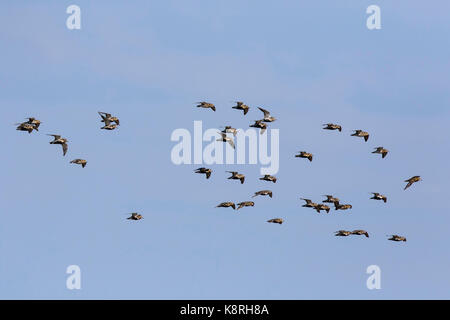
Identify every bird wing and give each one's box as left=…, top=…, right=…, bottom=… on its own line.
left=62, top=143, right=68, bottom=156
left=47, top=134, right=61, bottom=139
left=258, top=107, right=270, bottom=117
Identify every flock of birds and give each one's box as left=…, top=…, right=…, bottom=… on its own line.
left=193, top=101, right=421, bottom=242
left=15, top=113, right=138, bottom=221
left=15, top=104, right=422, bottom=238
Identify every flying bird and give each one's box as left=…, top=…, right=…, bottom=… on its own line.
left=70, top=159, right=87, bottom=168
left=335, top=230, right=352, bottom=237
left=127, top=213, right=143, bottom=220
left=221, top=126, right=238, bottom=137
left=267, top=218, right=283, bottom=224
left=101, top=123, right=118, bottom=130
left=300, top=198, right=317, bottom=208
left=334, top=203, right=352, bottom=211
left=216, top=202, right=236, bottom=210
left=313, top=203, right=330, bottom=213
left=24, top=117, right=42, bottom=130
left=237, top=201, right=255, bottom=210
left=322, top=195, right=340, bottom=204
left=217, top=132, right=235, bottom=149
left=252, top=190, right=273, bottom=198
left=196, top=101, right=216, bottom=112
left=227, top=171, right=245, bottom=184
left=194, top=167, right=212, bottom=179
left=98, top=112, right=120, bottom=126
left=295, top=151, right=313, bottom=162
left=372, top=147, right=388, bottom=159
left=249, top=120, right=267, bottom=135
left=232, top=101, right=249, bottom=115
left=323, top=123, right=342, bottom=132
left=370, top=192, right=387, bottom=203
left=258, top=107, right=276, bottom=122
left=16, top=122, right=36, bottom=134
left=259, top=174, right=277, bottom=183
left=404, top=176, right=421, bottom=190
left=48, top=134, right=68, bottom=156
left=351, top=130, right=369, bottom=142
left=388, top=235, right=407, bottom=242
left=352, top=230, right=369, bottom=238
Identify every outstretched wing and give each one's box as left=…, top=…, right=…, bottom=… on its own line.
left=258, top=107, right=270, bottom=117
left=227, top=139, right=235, bottom=149
left=62, top=143, right=68, bottom=156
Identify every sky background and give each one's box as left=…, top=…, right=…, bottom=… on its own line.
left=1, top=1, right=449, bottom=299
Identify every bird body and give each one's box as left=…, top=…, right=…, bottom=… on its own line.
left=300, top=198, right=317, bottom=208
left=196, top=102, right=216, bottom=112
left=127, top=213, right=143, bottom=220
left=216, top=202, right=236, bottom=210
left=232, top=101, right=249, bottom=115
left=351, top=130, right=369, bottom=141
left=48, top=134, right=68, bottom=156
left=252, top=190, right=273, bottom=198
left=267, top=218, right=283, bottom=224
left=217, top=132, right=235, bottom=149
left=227, top=171, right=245, bottom=184
left=295, top=151, right=313, bottom=162
left=25, top=117, right=42, bottom=130
left=259, top=174, right=277, bottom=183
left=404, top=176, right=421, bottom=190
left=322, top=195, right=339, bottom=204
left=195, top=167, right=212, bottom=179
left=352, top=230, right=369, bottom=238
left=335, top=230, right=352, bottom=237
left=249, top=120, right=267, bottom=135
left=388, top=235, right=407, bottom=242
left=313, top=203, right=330, bottom=213
left=98, top=112, right=120, bottom=126
left=222, top=126, right=238, bottom=136
left=70, top=159, right=87, bottom=168
left=372, top=147, right=388, bottom=158
left=16, top=122, right=36, bottom=134
left=237, top=201, right=255, bottom=210
left=101, top=124, right=118, bottom=130
left=258, top=107, right=276, bottom=122
left=371, top=192, right=387, bottom=203
left=323, top=123, right=342, bottom=132
left=335, top=203, right=352, bottom=211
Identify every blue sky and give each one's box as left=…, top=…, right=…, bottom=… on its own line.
left=0, top=1, right=449, bottom=299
